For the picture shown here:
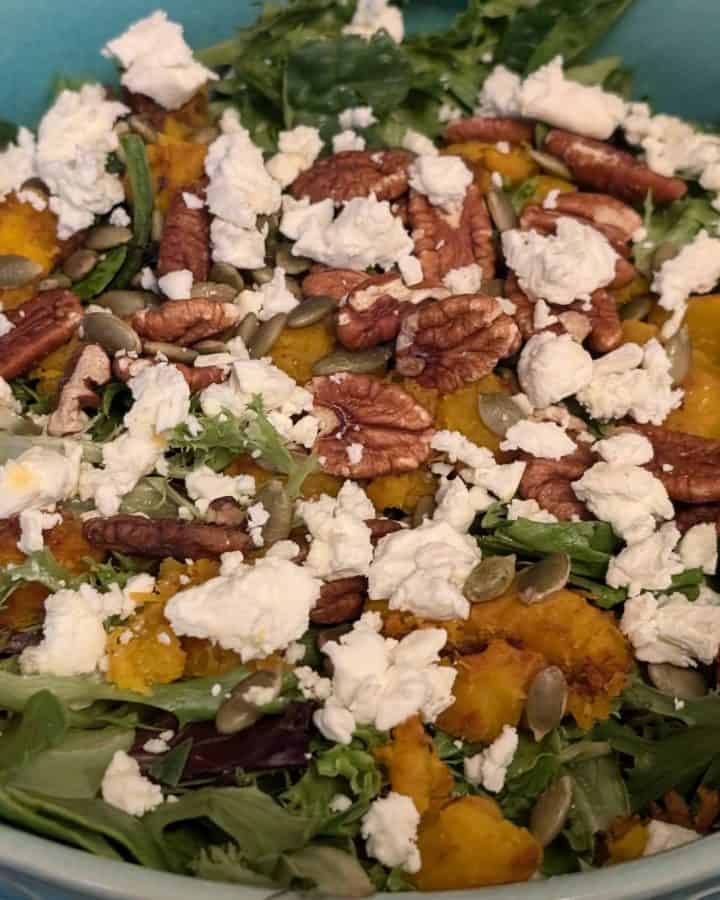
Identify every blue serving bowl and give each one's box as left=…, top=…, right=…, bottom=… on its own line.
left=1, top=1, right=720, bottom=898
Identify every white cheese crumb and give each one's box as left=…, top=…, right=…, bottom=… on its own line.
left=158, top=269, right=193, bottom=300
left=507, top=498, right=558, bottom=523
left=246, top=501, right=270, bottom=547
left=517, top=332, right=593, bottom=409
left=109, top=206, right=131, bottom=227
left=402, top=129, right=438, bottom=157
left=398, top=254, right=424, bottom=287
left=652, top=230, right=720, bottom=337
left=294, top=666, right=332, bottom=701
left=143, top=737, right=171, bottom=754
left=442, top=263, right=484, bottom=295
left=17, top=509, right=62, bottom=555
left=343, top=0, right=404, bottom=44
left=464, top=725, right=518, bottom=793
left=678, top=523, right=718, bottom=575
left=409, top=155, right=473, bottom=210
left=284, top=641, right=306, bottom=665
left=0, top=127, right=36, bottom=203
left=362, top=793, right=421, bottom=874
left=607, top=523, right=684, bottom=596
left=333, top=129, right=366, bottom=153
left=329, top=793, right=353, bottom=813
left=101, top=750, right=163, bottom=816
left=501, top=419, right=577, bottom=460
left=185, top=465, right=255, bottom=514
left=593, top=432, right=654, bottom=466
left=431, top=429, right=526, bottom=500
left=432, top=477, right=493, bottom=534
left=339, top=106, right=377, bottom=129
left=543, top=189, right=560, bottom=210
left=236, top=267, right=300, bottom=322
left=0, top=445, right=80, bottom=519
left=266, top=126, right=324, bottom=188
left=182, top=192, right=204, bottom=210
left=643, top=820, right=700, bottom=856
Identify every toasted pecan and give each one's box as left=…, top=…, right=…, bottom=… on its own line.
left=0, top=291, right=83, bottom=380
left=83, top=515, right=251, bottom=559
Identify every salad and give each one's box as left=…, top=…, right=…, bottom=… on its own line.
left=1, top=0, right=720, bottom=893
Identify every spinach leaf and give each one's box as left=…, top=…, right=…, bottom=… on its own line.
left=314, top=742, right=383, bottom=804
left=112, top=133, right=153, bottom=289
left=0, top=691, right=67, bottom=776
left=148, top=738, right=192, bottom=788
left=71, top=246, right=128, bottom=301
left=564, top=755, right=629, bottom=853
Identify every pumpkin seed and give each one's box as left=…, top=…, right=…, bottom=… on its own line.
left=517, top=553, right=570, bottom=604
left=527, top=148, right=573, bottom=180
left=95, top=290, right=157, bottom=318
left=128, top=114, right=158, bottom=144
left=530, top=775, right=573, bottom=847
left=193, top=339, right=227, bottom=354
left=412, top=495, right=436, bottom=529
left=0, top=254, right=42, bottom=289
left=287, top=295, right=336, bottom=329
left=463, top=555, right=516, bottom=604
left=82, top=312, right=142, bottom=354
left=236, top=313, right=260, bottom=345
left=38, top=273, right=72, bottom=292
left=63, top=249, right=98, bottom=282
left=257, top=212, right=281, bottom=235
left=276, top=244, right=312, bottom=275
left=209, top=262, right=245, bottom=291
left=255, top=480, right=293, bottom=546
left=20, top=176, right=50, bottom=198
left=652, top=240, right=679, bottom=272
left=142, top=341, right=198, bottom=364
left=480, top=278, right=504, bottom=297
left=191, top=125, right=220, bottom=145
left=313, top=345, right=393, bottom=377
left=487, top=187, right=518, bottom=232
left=647, top=662, right=707, bottom=700
left=85, top=225, right=133, bottom=251
left=664, top=324, right=692, bottom=387
left=151, top=209, right=165, bottom=243
left=191, top=281, right=238, bottom=302
left=619, top=294, right=653, bottom=321
left=526, top=666, right=568, bottom=741
left=251, top=266, right=276, bottom=286
left=215, top=669, right=283, bottom=735
left=285, top=275, right=303, bottom=300
left=248, top=313, right=288, bottom=358
left=478, top=393, right=526, bottom=437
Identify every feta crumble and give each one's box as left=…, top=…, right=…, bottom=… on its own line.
left=0, top=445, right=80, bottom=519
left=501, top=419, right=577, bottom=460
left=185, top=465, right=255, bottom=514
left=606, top=523, right=684, bottom=596
left=235, top=267, right=300, bottom=321
left=464, top=725, right=518, bottom=793
left=158, top=269, right=193, bottom=300
left=362, top=793, right=421, bottom=874
left=0, top=127, right=36, bottom=203
left=517, top=332, right=593, bottom=410
left=409, top=155, right=473, bottom=210
left=678, top=523, right=718, bottom=575
left=266, top=125, right=323, bottom=188
left=101, top=750, right=163, bottom=817
left=344, top=0, right=404, bottom=44
left=651, top=230, right=720, bottom=337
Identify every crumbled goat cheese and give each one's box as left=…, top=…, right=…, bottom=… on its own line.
left=678, top=523, right=718, bottom=575
left=0, top=127, right=36, bottom=202
left=329, top=794, right=353, bottom=813
left=501, top=419, right=577, bottom=460
left=476, top=57, right=626, bottom=140
left=621, top=589, right=720, bottom=666
left=651, top=230, right=720, bottom=336
left=17, top=509, right=62, bottom=555
left=402, top=129, right=438, bottom=156
left=362, top=793, right=421, bottom=874
left=339, top=106, right=377, bottom=129
left=0, top=445, right=81, bottom=519
left=431, top=430, right=526, bottom=500
left=576, top=340, right=683, bottom=425
left=643, top=820, right=700, bottom=856
left=266, top=126, right=324, bottom=188
left=109, top=206, right=131, bottom=227
left=517, top=331, right=593, bottom=410
left=104, top=11, right=216, bottom=110
left=279, top=195, right=335, bottom=242
left=16, top=188, right=47, bottom=212
left=181, top=191, right=204, bottom=210
left=158, top=269, right=193, bottom=300
left=284, top=641, right=306, bottom=664
left=333, top=130, right=366, bottom=153
left=246, top=502, right=270, bottom=547
left=594, top=432, right=654, bottom=466
left=314, top=613, right=455, bottom=743
left=140, top=266, right=158, bottom=292
left=543, top=189, right=560, bottom=210
left=298, top=482, right=375, bottom=579
left=438, top=102, right=462, bottom=123
left=507, top=498, right=558, bottom=523
left=502, top=217, right=618, bottom=306
left=185, top=465, right=255, bottom=514
left=432, top=477, right=494, bottom=534
left=464, top=725, right=518, bottom=793
left=398, top=253, right=424, bottom=286
left=572, top=462, right=674, bottom=545
left=143, top=737, right=171, bottom=754
left=291, top=194, right=413, bottom=270
left=532, top=298, right=559, bottom=329
left=210, top=219, right=268, bottom=270
left=607, top=523, right=684, bottom=596
left=368, top=519, right=481, bottom=620
left=0, top=376, right=21, bottom=412
left=344, top=0, right=404, bottom=44
left=235, top=267, right=300, bottom=321
left=409, top=155, right=473, bottom=210
left=442, top=263, right=484, bottom=295
left=346, top=442, right=364, bottom=465
left=164, top=557, right=321, bottom=661
left=0, top=313, right=15, bottom=338
left=294, top=666, right=332, bottom=701
left=36, top=84, right=128, bottom=238
left=101, top=751, right=163, bottom=817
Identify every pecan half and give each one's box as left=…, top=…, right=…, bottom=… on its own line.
left=291, top=150, right=414, bottom=204
left=47, top=344, right=111, bottom=436
left=310, top=576, right=368, bottom=625
left=311, top=373, right=434, bottom=479
left=395, top=293, right=520, bottom=393
left=543, top=129, right=687, bottom=204
left=112, top=356, right=227, bottom=392
left=0, top=291, right=83, bottom=380
left=131, top=298, right=240, bottom=345
left=157, top=179, right=210, bottom=282
left=205, top=497, right=246, bottom=527
left=302, top=267, right=369, bottom=301
left=516, top=441, right=596, bottom=520
left=337, top=273, right=449, bottom=351
left=83, top=515, right=252, bottom=559
left=675, top=504, right=720, bottom=535
left=544, top=192, right=642, bottom=242
left=444, top=116, right=534, bottom=146
left=409, top=185, right=495, bottom=283
left=629, top=425, right=720, bottom=503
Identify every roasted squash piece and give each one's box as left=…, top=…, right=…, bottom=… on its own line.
left=160, top=88, right=211, bottom=142
left=664, top=350, right=720, bottom=439
left=154, top=557, right=220, bottom=603
left=145, top=142, right=207, bottom=213
left=0, top=196, right=63, bottom=309
left=520, top=174, right=576, bottom=209
left=183, top=638, right=243, bottom=677
left=366, top=469, right=437, bottom=514
left=620, top=320, right=658, bottom=346
left=374, top=716, right=453, bottom=815
left=413, top=795, right=542, bottom=890
left=684, top=295, right=720, bottom=365
left=437, top=639, right=545, bottom=743
left=606, top=818, right=649, bottom=864
left=442, top=142, right=539, bottom=187
left=436, top=375, right=510, bottom=455
left=106, top=601, right=186, bottom=693
left=270, top=320, right=336, bottom=384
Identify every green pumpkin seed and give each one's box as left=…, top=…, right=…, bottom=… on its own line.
left=38, top=273, right=72, bottom=292
left=193, top=339, right=227, bottom=354
left=313, top=345, right=393, bottom=377
left=257, top=212, right=280, bottom=235
left=284, top=275, right=303, bottom=300
left=63, top=249, right=98, bottom=282
left=85, top=225, right=133, bottom=251
left=478, top=393, right=526, bottom=437
left=251, top=266, right=276, bottom=286
left=215, top=669, right=283, bottom=735
left=151, top=209, right=165, bottom=243
left=287, top=295, right=336, bottom=329
left=664, top=324, right=692, bottom=387
left=191, top=125, right=220, bottom=145
left=463, top=555, right=516, bottom=604
left=527, top=148, right=573, bottom=180
left=487, top=187, right=518, bottom=232
left=647, top=662, right=707, bottom=700
left=619, top=294, right=653, bottom=321
left=248, top=313, right=288, bottom=358
left=526, top=666, right=568, bottom=740
left=276, top=244, right=312, bottom=276
left=128, top=114, right=158, bottom=144
left=191, top=281, right=238, bottom=302
left=0, top=254, right=42, bottom=289
left=142, top=341, right=198, bottom=364
left=209, top=262, right=245, bottom=291
left=530, top=775, right=573, bottom=847
left=255, top=480, right=293, bottom=546
left=236, top=313, right=260, bottom=345
left=480, top=278, right=504, bottom=297
left=412, top=495, right=436, bottom=529
left=517, top=553, right=570, bottom=604
left=652, top=240, right=679, bottom=272
left=82, top=312, right=142, bottom=354
left=96, top=290, right=157, bottom=318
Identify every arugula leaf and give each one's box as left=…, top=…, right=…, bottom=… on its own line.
left=634, top=196, right=720, bottom=275
left=84, top=552, right=154, bottom=592
left=8, top=377, right=54, bottom=417
left=88, top=379, right=131, bottom=442
left=0, top=691, right=67, bottom=777
left=621, top=675, right=720, bottom=729
left=0, top=549, right=80, bottom=611
left=246, top=398, right=319, bottom=499
left=113, top=133, right=153, bottom=289
left=191, top=842, right=277, bottom=885
left=498, top=733, right=561, bottom=820
left=119, top=476, right=196, bottom=520
left=0, top=118, right=19, bottom=149
left=148, top=738, right=192, bottom=788
left=72, top=246, right=128, bottom=301
left=564, top=755, right=629, bottom=853
left=314, top=742, right=383, bottom=804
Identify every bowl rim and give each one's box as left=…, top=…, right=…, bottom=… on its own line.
left=1, top=821, right=720, bottom=900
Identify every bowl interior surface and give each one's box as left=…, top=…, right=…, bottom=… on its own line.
left=1, top=0, right=720, bottom=898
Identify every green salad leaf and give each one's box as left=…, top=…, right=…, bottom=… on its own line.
left=634, top=195, right=720, bottom=275
left=0, top=691, right=68, bottom=777
left=191, top=842, right=278, bottom=885
left=564, top=755, right=629, bottom=853
left=72, top=246, right=128, bottom=301
left=0, top=118, right=19, bottom=149
left=112, top=133, right=153, bottom=288
left=0, top=549, right=80, bottom=611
